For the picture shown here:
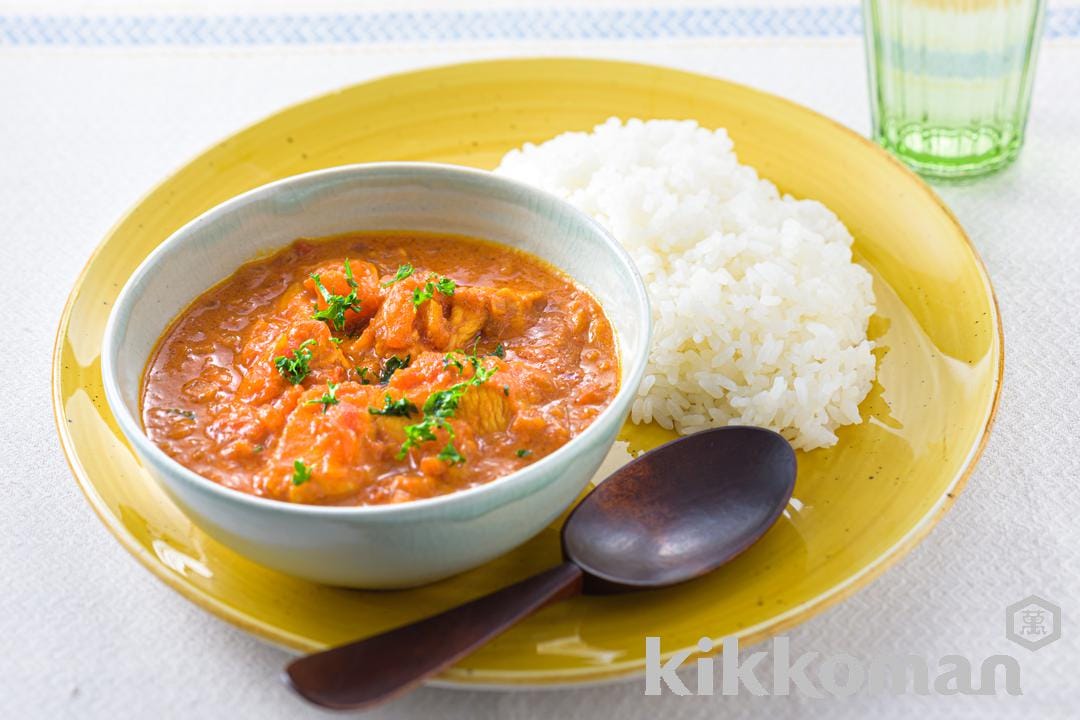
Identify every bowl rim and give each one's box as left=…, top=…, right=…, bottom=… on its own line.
left=100, top=161, right=652, bottom=519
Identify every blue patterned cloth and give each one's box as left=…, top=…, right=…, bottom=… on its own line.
left=0, top=5, right=1076, bottom=46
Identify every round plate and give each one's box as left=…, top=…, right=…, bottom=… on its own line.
left=53, top=59, right=1001, bottom=687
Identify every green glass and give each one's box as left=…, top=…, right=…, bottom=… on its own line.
left=863, top=0, right=1046, bottom=180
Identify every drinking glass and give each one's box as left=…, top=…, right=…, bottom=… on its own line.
left=862, top=0, right=1046, bottom=180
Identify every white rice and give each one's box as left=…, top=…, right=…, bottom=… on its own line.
left=496, top=118, right=876, bottom=450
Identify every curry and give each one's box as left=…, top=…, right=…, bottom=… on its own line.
left=141, top=232, right=619, bottom=506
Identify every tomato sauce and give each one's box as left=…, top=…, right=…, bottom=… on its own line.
left=141, top=232, right=619, bottom=506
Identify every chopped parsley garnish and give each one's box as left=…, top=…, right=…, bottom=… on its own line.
left=329, top=336, right=343, bottom=346
left=166, top=408, right=196, bottom=420
left=369, top=393, right=418, bottom=418
left=381, top=263, right=414, bottom=287
left=292, top=459, right=312, bottom=486
left=400, top=418, right=443, bottom=457
left=411, top=275, right=456, bottom=307
left=438, top=442, right=466, bottom=465
left=396, top=361, right=497, bottom=461
left=423, top=384, right=466, bottom=418
left=411, top=284, right=433, bottom=307
left=305, top=382, right=340, bottom=413
left=253, top=444, right=264, bottom=453
left=446, top=338, right=483, bottom=374
left=356, top=367, right=371, bottom=384
left=379, top=354, right=411, bottom=384
left=516, top=449, right=532, bottom=458
left=444, top=340, right=496, bottom=374
left=273, top=339, right=316, bottom=385
left=310, top=259, right=362, bottom=331
left=472, top=363, right=497, bottom=384
left=434, top=277, right=456, bottom=296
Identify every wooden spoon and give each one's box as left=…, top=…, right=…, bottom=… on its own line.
left=286, top=426, right=796, bottom=709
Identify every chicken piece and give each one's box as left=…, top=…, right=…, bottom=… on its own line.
left=417, top=293, right=452, bottom=349
left=386, top=351, right=460, bottom=393
left=365, top=389, right=420, bottom=446
left=265, top=382, right=383, bottom=504
left=455, top=382, right=512, bottom=434
left=236, top=320, right=350, bottom=404
left=359, top=282, right=547, bottom=357
left=302, top=259, right=382, bottom=332
left=441, top=285, right=547, bottom=350
left=445, top=287, right=490, bottom=350
left=484, top=287, right=547, bottom=337
left=384, top=351, right=508, bottom=447
left=369, top=279, right=421, bottom=355
left=352, top=278, right=456, bottom=358
left=500, top=362, right=560, bottom=405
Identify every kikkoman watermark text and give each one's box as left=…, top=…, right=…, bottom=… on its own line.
left=644, top=595, right=1060, bottom=697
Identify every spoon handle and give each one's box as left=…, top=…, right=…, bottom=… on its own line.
left=285, top=561, right=585, bottom=710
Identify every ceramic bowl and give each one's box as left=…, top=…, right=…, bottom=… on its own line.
left=101, top=163, right=650, bottom=588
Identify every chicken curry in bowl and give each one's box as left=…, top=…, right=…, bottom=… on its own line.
left=141, top=231, right=619, bottom=507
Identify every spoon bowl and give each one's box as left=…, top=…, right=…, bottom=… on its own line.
left=565, top=427, right=796, bottom=591
left=287, top=426, right=796, bottom=709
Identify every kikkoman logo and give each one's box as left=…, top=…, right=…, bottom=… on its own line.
left=644, top=636, right=1023, bottom=697
left=1006, top=595, right=1061, bottom=651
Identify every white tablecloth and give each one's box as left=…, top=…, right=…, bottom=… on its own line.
left=2, top=1, right=1078, bottom=717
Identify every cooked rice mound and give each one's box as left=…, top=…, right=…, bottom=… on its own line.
left=496, top=118, right=877, bottom=450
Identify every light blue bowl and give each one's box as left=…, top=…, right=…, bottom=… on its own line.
left=101, top=163, right=651, bottom=588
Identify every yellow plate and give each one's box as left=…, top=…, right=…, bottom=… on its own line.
left=53, top=59, right=1001, bottom=687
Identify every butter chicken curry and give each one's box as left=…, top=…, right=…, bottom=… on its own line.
left=141, top=232, right=619, bottom=506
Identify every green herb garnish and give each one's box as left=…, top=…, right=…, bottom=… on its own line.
left=273, top=339, right=316, bottom=385
left=305, top=382, right=340, bottom=413
left=503, top=385, right=510, bottom=396
left=356, top=367, right=371, bottom=384
left=411, top=275, right=456, bottom=307
left=396, top=361, right=497, bottom=461
left=493, top=342, right=506, bottom=358
left=310, top=259, right=362, bottom=331
left=368, top=393, right=418, bottom=418
left=411, top=283, right=433, bottom=307
left=423, top=385, right=465, bottom=419
left=438, top=442, right=466, bottom=465
left=443, top=352, right=464, bottom=372
left=400, top=418, right=443, bottom=456
left=381, top=263, right=414, bottom=287
left=465, top=337, right=486, bottom=371
left=434, top=277, right=456, bottom=296
left=166, top=408, right=196, bottom=420
left=444, top=341, right=488, bottom=374
left=292, top=459, right=312, bottom=486
left=516, top=449, right=532, bottom=458
left=329, top=336, right=343, bottom=346
left=472, top=364, right=497, bottom=384
left=253, top=444, right=264, bottom=453
left=379, top=354, right=411, bottom=384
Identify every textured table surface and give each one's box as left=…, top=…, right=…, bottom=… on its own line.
left=2, top=1, right=1078, bottom=718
